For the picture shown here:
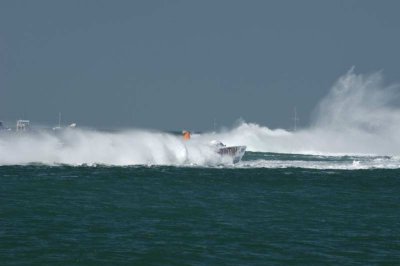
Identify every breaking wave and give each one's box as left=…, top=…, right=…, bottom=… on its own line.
left=2, top=69, right=400, bottom=167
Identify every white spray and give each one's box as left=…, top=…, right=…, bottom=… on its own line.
left=0, top=129, right=221, bottom=166
left=213, top=69, right=400, bottom=156
left=1, top=69, right=400, bottom=166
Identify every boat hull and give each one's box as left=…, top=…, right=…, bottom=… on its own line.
left=217, top=146, right=246, bottom=163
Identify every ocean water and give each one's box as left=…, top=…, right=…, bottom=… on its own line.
left=1, top=152, right=399, bottom=265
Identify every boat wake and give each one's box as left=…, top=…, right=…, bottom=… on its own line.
left=210, top=69, right=400, bottom=156
left=2, top=69, right=400, bottom=167
left=236, top=153, right=400, bottom=170
left=0, top=129, right=227, bottom=166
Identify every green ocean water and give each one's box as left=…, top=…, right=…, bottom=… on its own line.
left=1, top=153, right=400, bottom=265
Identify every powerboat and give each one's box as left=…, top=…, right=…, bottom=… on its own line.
left=210, top=140, right=246, bottom=163
left=182, top=130, right=246, bottom=163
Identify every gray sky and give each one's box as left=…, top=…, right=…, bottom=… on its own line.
left=1, top=0, right=400, bottom=131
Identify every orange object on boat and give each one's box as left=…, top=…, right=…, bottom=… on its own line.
left=183, top=130, right=191, bottom=140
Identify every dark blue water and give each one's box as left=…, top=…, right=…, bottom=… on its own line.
left=1, top=154, right=400, bottom=265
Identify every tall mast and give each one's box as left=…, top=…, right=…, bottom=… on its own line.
left=58, top=112, right=61, bottom=128
left=293, top=107, right=299, bottom=132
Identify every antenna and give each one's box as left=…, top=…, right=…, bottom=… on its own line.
left=58, top=112, right=62, bottom=128
left=293, top=107, right=299, bottom=131
left=213, top=118, right=216, bottom=132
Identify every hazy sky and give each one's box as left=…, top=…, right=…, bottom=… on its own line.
left=1, top=0, right=400, bottom=131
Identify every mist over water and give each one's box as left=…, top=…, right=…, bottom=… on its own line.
left=2, top=70, right=400, bottom=167
left=0, top=129, right=222, bottom=166
left=215, top=69, right=400, bottom=156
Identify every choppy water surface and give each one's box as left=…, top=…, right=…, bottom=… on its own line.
left=1, top=152, right=399, bottom=265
